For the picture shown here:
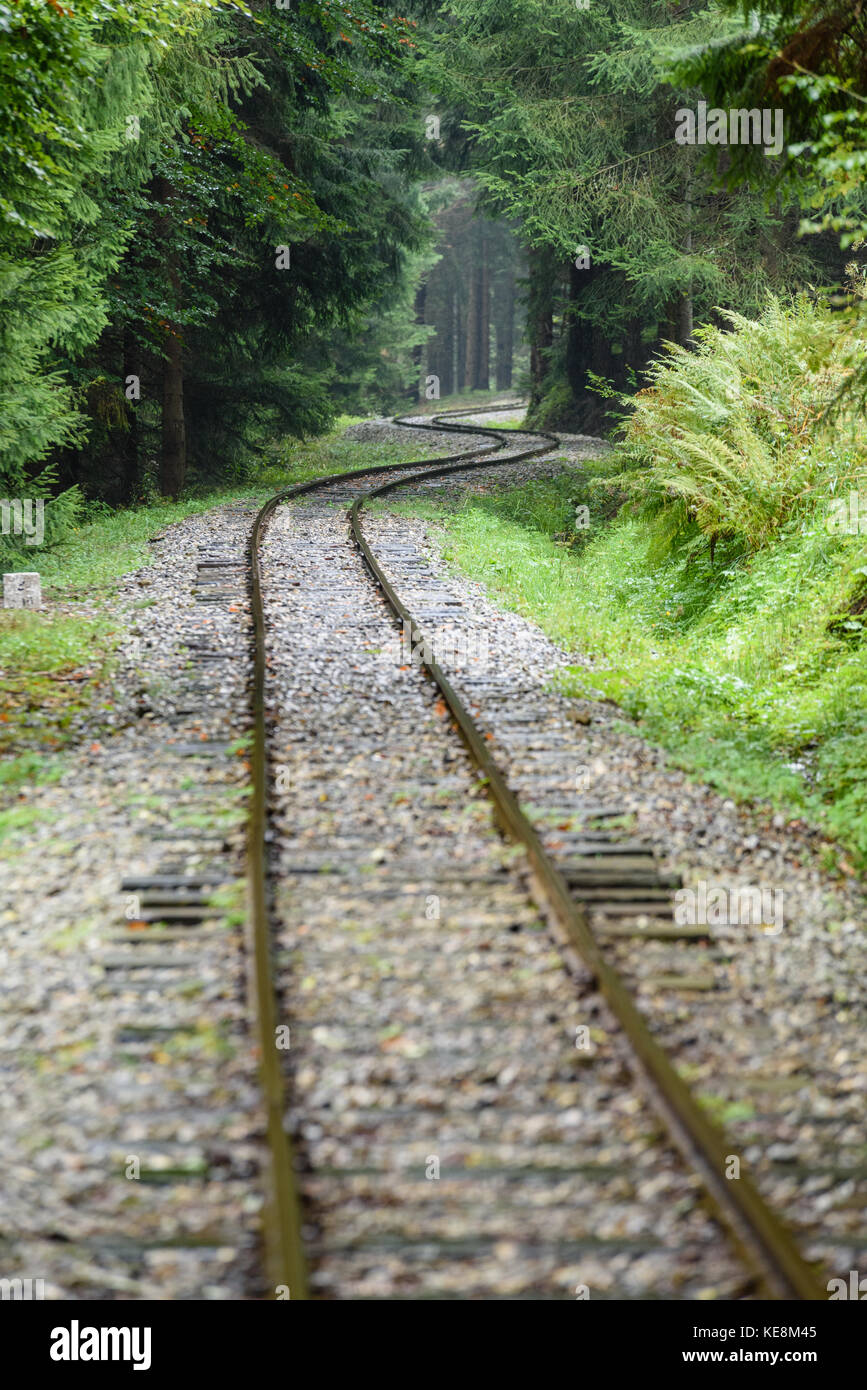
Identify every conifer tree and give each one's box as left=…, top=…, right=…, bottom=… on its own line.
left=425, top=0, right=832, bottom=429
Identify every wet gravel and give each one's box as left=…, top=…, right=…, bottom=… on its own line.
left=343, top=410, right=604, bottom=487
left=0, top=502, right=267, bottom=1298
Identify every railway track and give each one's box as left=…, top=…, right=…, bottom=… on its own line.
left=4, top=407, right=859, bottom=1305
left=248, top=405, right=846, bottom=1300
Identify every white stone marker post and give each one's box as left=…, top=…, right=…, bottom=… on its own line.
left=3, top=572, right=41, bottom=609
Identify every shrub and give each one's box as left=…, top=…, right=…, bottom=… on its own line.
left=609, top=294, right=866, bottom=554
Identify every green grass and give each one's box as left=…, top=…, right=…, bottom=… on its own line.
left=3, top=489, right=264, bottom=599
left=484, top=416, right=528, bottom=430
left=3, top=417, right=443, bottom=599
left=0, top=608, right=118, bottom=782
left=0, top=750, right=64, bottom=790
left=399, top=465, right=867, bottom=868
left=0, top=801, right=55, bottom=844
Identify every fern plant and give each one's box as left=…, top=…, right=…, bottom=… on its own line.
left=610, top=294, right=864, bottom=554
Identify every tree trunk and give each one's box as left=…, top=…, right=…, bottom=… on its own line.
left=153, top=175, right=186, bottom=499
left=564, top=264, right=652, bottom=432
left=121, top=327, right=141, bottom=503
left=564, top=259, right=590, bottom=418
left=465, top=263, right=481, bottom=393
left=161, top=320, right=185, bottom=498
left=410, top=279, right=427, bottom=401
left=678, top=167, right=694, bottom=347
left=527, top=246, right=554, bottom=414
left=564, top=259, right=612, bottom=431
left=677, top=284, right=693, bottom=346
left=495, top=271, right=514, bottom=390
left=440, top=278, right=454, bottom=397
left=475, top=233, right=490, bottom=390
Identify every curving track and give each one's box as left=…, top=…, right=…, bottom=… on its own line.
left=248, top=406, right=830, bottom=1300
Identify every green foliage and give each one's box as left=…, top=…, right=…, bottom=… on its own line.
left=0, top=0, right=212, bottom=489
left=14, top=487, right=261, bottom=597
left=425, top=0, right=819, bottom=426
left=670, top=1, right=867, bottom=247
left=0, top=605, right=117, bottom=770
left=785, top=76, right=867, bottom=248
left=0, top=0, right=430, bottom=499
left=530, top=379, right=574, bottom=431
left=609, top=294, right=864, bottom=551
left=378, top=289, right=867, bottom=863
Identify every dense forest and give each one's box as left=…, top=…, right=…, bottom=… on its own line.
left=3, top=0, right=866, bottom=516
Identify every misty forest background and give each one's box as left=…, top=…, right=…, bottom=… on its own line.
left=4, top=0, right=867, bottom=863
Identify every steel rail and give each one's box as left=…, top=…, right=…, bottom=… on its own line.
left=248, top=490, right=309, bottom=1301
left=344, top=405, right=824, bottom=1302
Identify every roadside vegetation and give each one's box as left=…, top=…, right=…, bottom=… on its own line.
left=406, top=297, right=867, bottom=867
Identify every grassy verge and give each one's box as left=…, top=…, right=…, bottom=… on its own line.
left=2, top=415, right=440, bottom=600
left=0, top=609, right=118, bottom=813
left=0, top=487, right=261, bottom=794
left=399, top=463, right=867, bottom=870
left=1, top=486, right=285, bottom=600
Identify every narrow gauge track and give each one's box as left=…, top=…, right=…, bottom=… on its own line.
left=250, top=406, right=825, bottom=1300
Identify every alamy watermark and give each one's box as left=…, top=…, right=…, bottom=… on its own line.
left=827, top=1270, right=867, bottom=1299
left=674, top=880, right=784, bottom=935
left=675, top=101, right=784, bottom=158
left=825, top=490, right=867, bottom=535
left=1, top=1276, right=44, bottom=1299
left=388, top=618, right=489, bottom=671
left=0, top=498, right=44, bottom=546
left=50, top=1321, right=151, bottom=1370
